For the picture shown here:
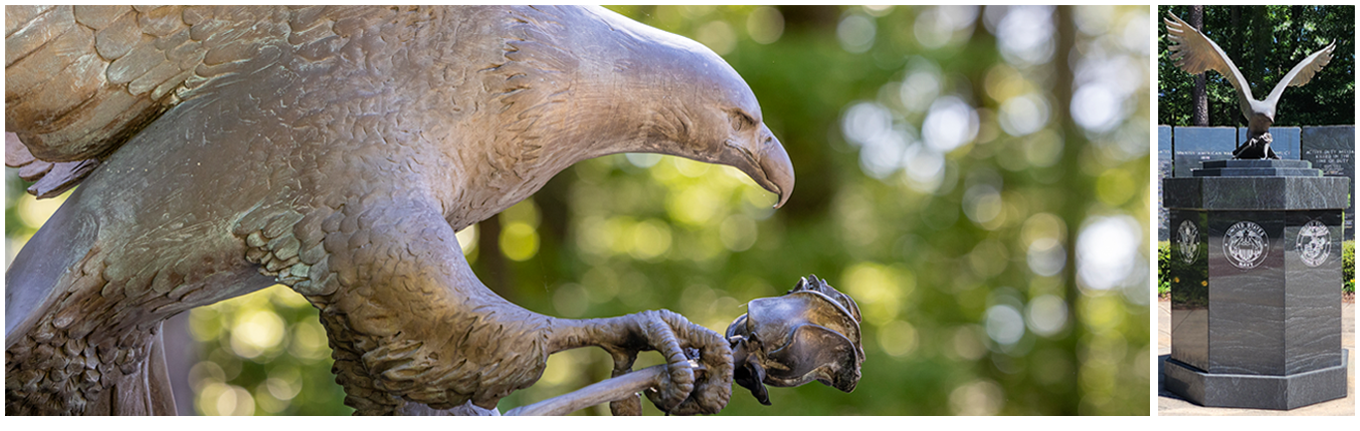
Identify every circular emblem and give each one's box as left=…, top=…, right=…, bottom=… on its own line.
left=1224, top=221, right=1269, bottom=269
left=1177, top=220, right=1199, bottom=264
left=1295, top=220, right=1330, bottom=268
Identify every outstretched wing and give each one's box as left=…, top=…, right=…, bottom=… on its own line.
left=1264, top=41, right=1335, bottom=108
left=4, top=5, right=314, bottom=197
left=1164, top=12, right=1257, bottom=118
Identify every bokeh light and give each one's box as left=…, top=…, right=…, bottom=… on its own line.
left=746, top=6, right=785, bottom=44
left=837, top=13, right=877, bottom=53
left=990, top=5, right=1056, bottom=67
left=1076, top=215, right=1142, bottom=291
left=922, top=97, right=979, bottom=153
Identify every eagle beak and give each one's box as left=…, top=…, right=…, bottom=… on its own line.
left=762, top=138, right=795, bottom=208
left=741, top=132, right=794, bottom=209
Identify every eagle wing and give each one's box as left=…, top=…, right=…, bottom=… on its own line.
left=3, top=5, right=351, bottom=197
left=1164, top=12, right=1257, bottom=119
left=8, top=5, right=196, bottom=196
left=1264, top=41, right=1335, bottom=108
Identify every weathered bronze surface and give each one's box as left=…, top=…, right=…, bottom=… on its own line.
left=1164, top=12, right=1335, bottom=159
left=726, top=275, right=863, bottom=405
left=4, top=5, right=794, bottom=415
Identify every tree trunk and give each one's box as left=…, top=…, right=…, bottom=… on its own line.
left=474, top=214, right=512, bottom=301
left=1189, top=6, right=1209, bottom=126
left=1054, top=5, right=1086, bottom=416
left=1252, top=7, right=1268, bottom=105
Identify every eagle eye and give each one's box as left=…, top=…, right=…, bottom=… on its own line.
left=729, top=110, right=755, bottom=132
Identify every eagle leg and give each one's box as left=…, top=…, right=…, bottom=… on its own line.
left=293, top=200, right=565, bottom=414
left=290, top=198, right=731, bottom=415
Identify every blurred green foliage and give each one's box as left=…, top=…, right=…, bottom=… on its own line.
left=5, top=5, right=1152, bottom=416
left=182, top=288, right=348, bottom=415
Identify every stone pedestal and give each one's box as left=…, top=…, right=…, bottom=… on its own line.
left=1163, top=159, right=1350, bottom=410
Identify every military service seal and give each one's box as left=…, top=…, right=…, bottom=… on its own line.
left=1177, top=220, right=1199, bottom=264
left=1296, top=219, right=1330, bottom=268
left=1224, top=221, right=1269, bottom=269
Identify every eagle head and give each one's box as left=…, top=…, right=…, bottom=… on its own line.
left=562, top=7, right=796, bottom=208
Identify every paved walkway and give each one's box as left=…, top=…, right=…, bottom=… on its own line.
left=1157, top=299, right=1355, bottom=415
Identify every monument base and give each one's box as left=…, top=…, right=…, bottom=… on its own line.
left=1163, top=349, right=1349, bottom=410
left=1164, top=158, right=1349, bottom=411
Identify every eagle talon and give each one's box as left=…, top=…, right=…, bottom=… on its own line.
left=510, top=276, right=863, bottom=416
left=578, top=309, right=732, bottom=415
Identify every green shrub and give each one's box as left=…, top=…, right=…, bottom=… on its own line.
left=1345, top=240, right=1354, bottom=294
left=1157, top=241, right=1171, bottom=297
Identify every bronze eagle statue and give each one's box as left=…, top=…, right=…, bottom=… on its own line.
left=4, top=5, right=794, bottom=415
left=1164, top=12, right=1335, bottom=159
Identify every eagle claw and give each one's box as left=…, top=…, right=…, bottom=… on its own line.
left=595, top=309, right=733, bottom=415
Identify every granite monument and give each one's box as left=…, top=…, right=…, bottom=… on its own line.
left=1163, top=161, right=1349, bottom=409
left=1162, top=11, right=1349, bottom=410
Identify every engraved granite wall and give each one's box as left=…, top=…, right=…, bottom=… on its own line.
left=1173, top=127, right=1236, bottom=178
left=1300, top=126, right=1354, bottom=239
